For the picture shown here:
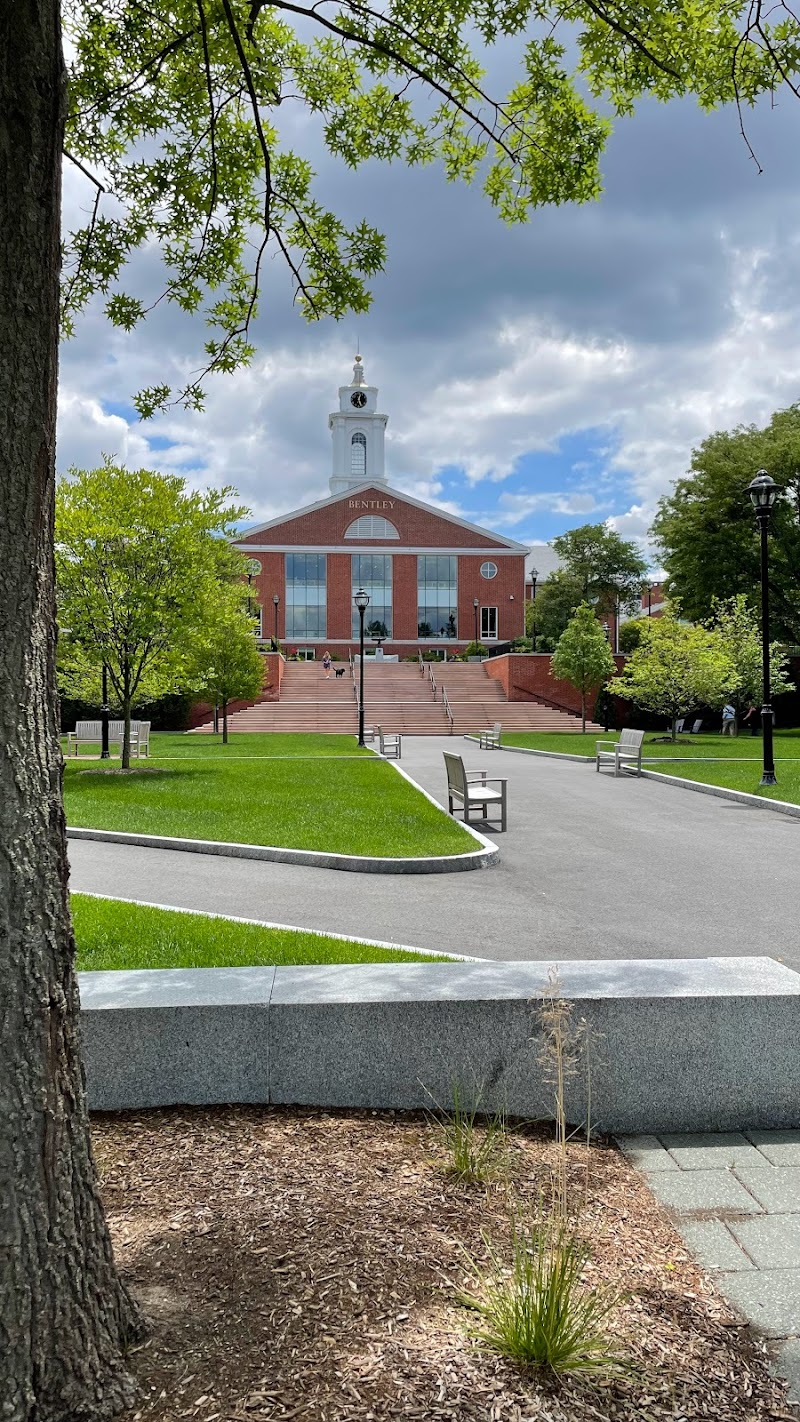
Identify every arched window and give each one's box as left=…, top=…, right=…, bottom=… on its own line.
left=345, top=516, right=399, bottom=539
left=350, top=431, right=366, bottom=479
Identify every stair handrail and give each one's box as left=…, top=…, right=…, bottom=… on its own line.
left=349, top=651, right=355, bottom=679
left=428, top=665, right=437, bottom=701
left=418, top=649, right=425, bottom=675
left=441, top=684, right=454, bottom=734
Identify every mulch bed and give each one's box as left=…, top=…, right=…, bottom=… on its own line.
left=93, top=1107, right=796, bottom=1422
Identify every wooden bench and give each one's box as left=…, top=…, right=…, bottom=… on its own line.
left=479, top=722, right=501, bottom=750
left=377, top=726, right=401, bottom=759
left=443, top=752, right=507, bottom=832
left=595, top=728, right=644, bottom=777
left=67, top=719, right=151, bottom=758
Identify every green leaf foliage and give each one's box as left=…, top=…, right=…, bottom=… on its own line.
left=188, top=590, right=266, bottom=741
left=526, top=571, right=584, bottom=650
left=652, top=406, right=800, bottom=642
left=56, top=459, right=249, bottom=761
left=60, top=1, right=800, bottom=408
left=551, top=602, right=615, bottom=730
left=610, top=604, right=737, bottom=736
left=551, top=523, right=649, bottom=613
left=705, top=595, right=794, bottom=710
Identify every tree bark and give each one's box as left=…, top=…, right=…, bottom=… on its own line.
left=0, top=6, right=142, bottom=1419
left=222, top=698, right=229, bottom=743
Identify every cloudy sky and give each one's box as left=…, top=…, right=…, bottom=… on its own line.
left=58, top=38, right=800, bottom=564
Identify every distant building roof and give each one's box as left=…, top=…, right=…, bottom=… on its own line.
left=525, top=546, right=563, bottom=583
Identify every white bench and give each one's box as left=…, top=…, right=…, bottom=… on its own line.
left=443, top=752, right=507, bottom=832
left=479, top=722, right=501, bottom=750
left=377, top=726, right=401, bottom=759
left=67, top=719, right=150, bottom=758
left=596, top=728, right=644, bottom=777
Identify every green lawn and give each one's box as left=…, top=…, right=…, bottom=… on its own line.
left=72, top=894, right=452, bottom=970
left=646, top=758, right=800, bottom=804
left=499, top=730, right=800, bottom=760
left=63, top=735, right=475, bottom=857
left=63, top=731, right=369, bottom=759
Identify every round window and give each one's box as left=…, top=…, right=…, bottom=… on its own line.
left=480, top=561, right=498, bottom=579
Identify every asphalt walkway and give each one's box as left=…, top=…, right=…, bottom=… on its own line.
left=67, top=737, right=800, bottom=969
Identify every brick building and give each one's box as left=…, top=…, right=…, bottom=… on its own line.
left=233, top=356, right=528, bottom=656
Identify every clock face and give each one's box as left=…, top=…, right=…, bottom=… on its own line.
left=350, top=391, right=367, bottom=408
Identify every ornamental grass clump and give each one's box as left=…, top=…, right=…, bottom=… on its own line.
left=460, top=1214, right=626, bottom=1376
left=430, top=1081, right=509, bottom=1185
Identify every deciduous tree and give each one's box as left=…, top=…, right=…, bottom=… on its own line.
left=610, top=605, right=737, bottom=739
left=551, top=523, right=649, bottom=615
left=652, top=407, right=800, bottom=642
left=190, top=596, right=266, bottom=742
left=525, top=571, right=584, bottom=650
left=705, top=595, right=793, bottom=714
left=56, top=461, right=248, bottom=766
left=551, top=602, right=616, bottom=732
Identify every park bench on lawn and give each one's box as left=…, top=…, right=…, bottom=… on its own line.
left=595, top=728, right=644, bottom=777
left=67, top=720, right=151, bottom=758
left=443, top=751, right=507, bottom=831
left=479, top=721, right=501, bottom=750
left=377, top=726, right=402, bottom=759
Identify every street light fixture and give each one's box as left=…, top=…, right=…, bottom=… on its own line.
left=273, top=593, right=280, bottom=647
left=473, top=597, right=479, bottom=643
left=530, top=566, right=538, bottom=650
left=747, top=470, right=779, bottom=786
left=354, top=587, right=370, bottom=746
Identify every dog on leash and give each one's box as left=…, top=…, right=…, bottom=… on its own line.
left=335, top=666, right=346, bottom=679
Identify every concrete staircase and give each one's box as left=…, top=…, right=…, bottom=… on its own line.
left=193, top=661, right=602, bottom=735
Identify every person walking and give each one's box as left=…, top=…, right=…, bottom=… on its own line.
left=322, top=650, right=333, bottom=679
left=721, top=703, right=737, bottom=736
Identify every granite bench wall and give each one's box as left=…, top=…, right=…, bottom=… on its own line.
left=79, top=957, right=800, bottom=1133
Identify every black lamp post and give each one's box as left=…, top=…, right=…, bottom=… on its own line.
left=273, top=593, right=280, bottom=646
left=530, top=567, right=538, bottom=650
left=473, top=597, right=479, bottom=643
left=748, top=470, right=779, bottom=786
left=354, top=587, right=370, bottom=746
left=100, top=662, right=110, bottom=759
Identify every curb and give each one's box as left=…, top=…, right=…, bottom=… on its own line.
left=74, top=892, right=487, bottom=962
left=66, top=797, right=499, bottom=875
left=636, top=767, right=800, bottom=819
left=463, top=735, right=592, bottom=764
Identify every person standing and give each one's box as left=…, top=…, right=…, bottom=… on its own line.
left=721, top=703, right=737, bottom=736
left=322, top=650, right=333, bottom=679
left=742, top=703, right=760, bottom=736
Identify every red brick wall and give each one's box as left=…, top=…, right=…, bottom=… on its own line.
left=485, top=653, right=625, bottom=713
left=234, top=488, right=526, bottom=649
left=236, top=487, right=508, bottom=550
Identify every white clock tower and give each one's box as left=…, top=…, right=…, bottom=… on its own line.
left=328, top=354, right=388, bottom=495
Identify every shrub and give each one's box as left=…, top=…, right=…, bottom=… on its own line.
left=618, top=621, right=643, bottom=654
left=463, top=641, right=489, bottom=659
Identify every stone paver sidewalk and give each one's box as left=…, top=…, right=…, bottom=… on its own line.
left=620, top=1130, right=800, bottom=1402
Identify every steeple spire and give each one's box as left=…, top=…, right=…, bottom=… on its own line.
left=328, top=352, right=388, bottom=495
left=352, top=353, right=365, bottom=386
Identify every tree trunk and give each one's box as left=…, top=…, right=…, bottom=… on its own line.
left=671, top=716, right=678, bottom=741
left=222, top=698, right=229, bottom=744
left=0, top=6, right=142, bottom=1419
left=122, top=664, right=132, bottom=770
left=580, top=690, right=586, bottom=733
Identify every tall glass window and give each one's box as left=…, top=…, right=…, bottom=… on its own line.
left=351, top=432, right=366, bottom=479
left=285, top=553, right=326, bottom=640
left=352, top=554, right=392, bottom=638
left=417, top=555, right=457, bottom=638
